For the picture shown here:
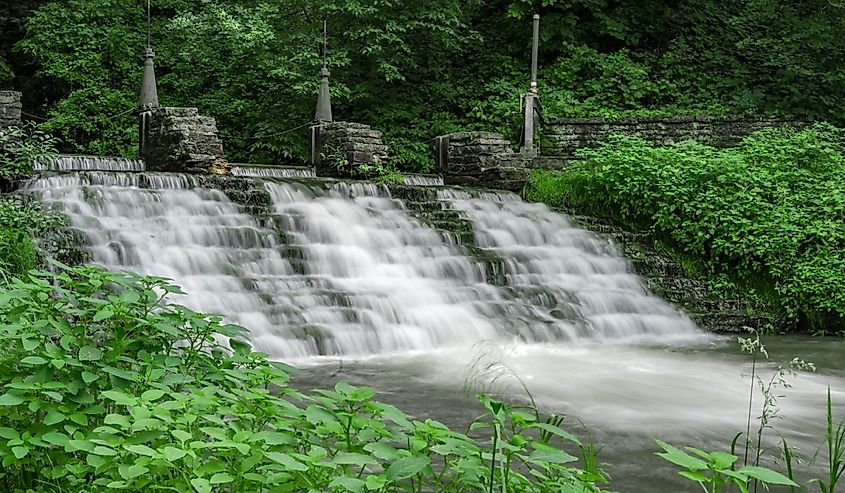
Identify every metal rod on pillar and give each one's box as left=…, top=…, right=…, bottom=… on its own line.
left=522, top=14, right=540, bottom=157
left=531, top=14, right=539, bottom=90
left=138, top=0, right=159, bottom=156
left=314, top=20, right=333, bottom=123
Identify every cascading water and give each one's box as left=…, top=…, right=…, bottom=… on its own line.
left=25, top=167, right=844, bottom=491
left=230, top=165, right=317, bottom=179
left=27, top=169, right=704, bottom=361
left=34, top=155, right=146, bottom=172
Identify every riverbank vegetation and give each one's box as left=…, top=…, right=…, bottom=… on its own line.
left=525, top=124, right=845, bottom=333
left=2, top=0, right=845, bottom=168
left=0, top=264, right=610, bottom=492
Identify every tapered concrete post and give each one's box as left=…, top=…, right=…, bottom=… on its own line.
left=315, top=66, right=333, bottom=123
left=138, top=47, right=160, bottom=157
left=522, top=14, right=540, bottom=158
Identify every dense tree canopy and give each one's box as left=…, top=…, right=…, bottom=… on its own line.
left=2, top=0, right=844, bottom=169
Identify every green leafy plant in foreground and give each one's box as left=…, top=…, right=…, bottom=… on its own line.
left=0, top=263, right=606, bottom=492
left=655, top=440, right=798, bottom=493
left=812, top=389, right=845, bottom=493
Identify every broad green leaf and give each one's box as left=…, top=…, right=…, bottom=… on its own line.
left=737, top=466, right=799, bottom=486
left=124, top=444, right=157, bottom=457
left=210, top=472, right=234, bottom=484
left=0, top=427, right=19, bottom=440
left=334, top=452, right=378, bottom=466
left=44, top=411, right=66, bottom=426
left=79, top=346, right=103, bottom=361
left=93, top=309, right=114, bottom=322
left=41, top=432, right=69, bottom=447
left=82, top=371, right=99, bottom=383
left=21, top=356, right=48, bottom=365
left=91, top=446, right=118, bottom=456
left=141, top=389, right=165, bottom=402
left=118, top=463, right=149, bottom=480
left=386, top=456, right=430, bottom=480
left=162, top=446, right=187, bottom=462
left=527, top=443, right=578, bottom=464
left=21, top=338, right=39, bottom=351
left=12, top=446, right=29, bottom=459
left=264, top=451, right=307, bottom=471
left=655, top=440, right=708, bottom=471
left=363, top=442, right=401, bottom=461
left=191, top=478, right=212, bottom=493
left=329, top=476, right=365, bottom=493
left=679, top=470, right=708, bottom=482
left=0, top=392, right=25, bottom=406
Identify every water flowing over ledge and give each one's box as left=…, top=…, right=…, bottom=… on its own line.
left=27, top=170, right=707, bottom=361
left=34, top=155, right=146, bottom=172
left=230, top=165, right=317, bottom=179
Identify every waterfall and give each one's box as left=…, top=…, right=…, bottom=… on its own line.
left=230, top=165, right=317, bottom=179
left=34, top=155, right=146, bottom=172
left=27, top=171, right=705, bottom=361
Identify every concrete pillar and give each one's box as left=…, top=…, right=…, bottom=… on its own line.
left=0, top=91, right=22, bottom=128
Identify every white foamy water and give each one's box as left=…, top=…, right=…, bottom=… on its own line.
left=34, top=155, right=146, bottom=172
left=28, top=171, right=705, bottom=361
left=230, top=165, right=317, bottom=179
left=403, top=174, right=444, bottom=186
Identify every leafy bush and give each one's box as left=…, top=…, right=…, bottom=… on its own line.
left=0, top=264, right=608, bottom=492
left=525, top=124, right=845, bottom=331
left=0, top=122, right=59, bottom=183
left=0, top=196, right=75, bottom=282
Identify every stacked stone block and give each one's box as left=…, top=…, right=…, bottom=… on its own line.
left=436, top=132, right=530, bottom=192
left=143, top=107, right=226, bottom=173
left=0, top=91, right=22, bottom=128
left=543, top=116, right=807, bottom=159
left=314, top=122, right=389, bottom=178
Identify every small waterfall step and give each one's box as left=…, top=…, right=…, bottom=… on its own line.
left=402, top=174, right=444, bottom=186
left=230, top=164, right=317, bottom=179
left=34, top=155, right=146, bottom=172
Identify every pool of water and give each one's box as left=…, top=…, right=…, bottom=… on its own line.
left=291, top=335, right=845, bottom=492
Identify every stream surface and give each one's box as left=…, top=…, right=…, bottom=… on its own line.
left=293, top=336, right=845, bottom=492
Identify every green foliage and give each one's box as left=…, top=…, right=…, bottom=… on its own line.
left=655, top=440, right=798, bottom=493
left=814, top=388, right=845, bottom=493
left=0, top=264, right=607, bottom=492
left=0, top=122, right=58, bottom=182
left=525, top=124, right=845, bottom=331
left=0, top=196, right=67, bottom=282
left=0, top=226, right=36, bottom=283
left=8, top=0, right=844, bottom=167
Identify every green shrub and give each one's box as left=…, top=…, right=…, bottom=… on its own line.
left=0, top=264, right=607, bottom=492
left=0, top=196, right=75, bottom=282
left=0, top=122, right=59, bottom=183
left=0, top=226, right=37, bottom=282
left=525, top=124, right=845, bottom=331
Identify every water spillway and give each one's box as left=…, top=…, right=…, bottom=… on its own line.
left=27, top=167, right=704, bottom=360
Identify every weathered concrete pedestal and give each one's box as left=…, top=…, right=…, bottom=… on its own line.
left=0, top=91, right=22, bottom=128
left=435, top=132, right=530, bottom=192
left=309, top=122, right=389, bottom=178
left=142, top=107, right=227, bottom=173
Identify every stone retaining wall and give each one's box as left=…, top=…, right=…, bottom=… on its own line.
left=435, top=132, right=530, bottom=192
left=312, top=122, right=390, bottom=178
left=143, top=107, right=226, bottom=173
left=543, top=116, right=807, bottom=159
left=0, top=90, right=21, bottom=128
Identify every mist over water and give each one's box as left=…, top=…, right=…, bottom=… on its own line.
left=27, top=162, right=845, bottom=491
